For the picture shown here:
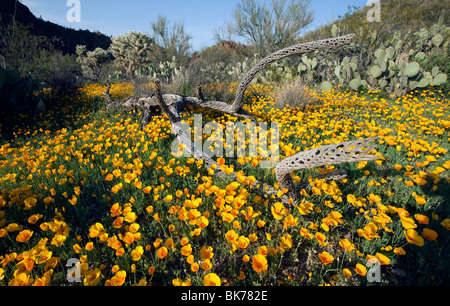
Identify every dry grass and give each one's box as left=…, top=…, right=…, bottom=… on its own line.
left=274, top=79, right=322, bottom=110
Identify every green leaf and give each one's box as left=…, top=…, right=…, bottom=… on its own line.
left=297, top=64, right=307, bottom=72
left=374, top=48, right=386, bottom=60
left=423, top=71, right=433, bottom=81
left=385, top=47, right=395, bottom=60
left=334, top=66, right=341, bottom=79
left=342, top=56, right=350, bottom=66
left=378, top=78, right=388, bottom=89
left=311, top=58, right=317, bottom=70
left=302, top=55, right=311, bottom=70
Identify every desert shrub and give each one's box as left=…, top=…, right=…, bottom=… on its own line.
left=274, top=79, right=321, bottom=109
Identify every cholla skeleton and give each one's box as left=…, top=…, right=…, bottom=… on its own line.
left=108, top=34, right=380, bottom=205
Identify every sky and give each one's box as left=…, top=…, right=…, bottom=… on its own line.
left=20, top=0, right=369, bottom=51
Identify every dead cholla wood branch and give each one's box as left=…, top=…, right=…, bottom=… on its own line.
left=103, top=82, right=113, bottom=104
left=107, top=92, right=256, bottom=123
left=275, top=137, right=380, bottom=203
left=153, top=81, right=231, bottom=179
left=106, top=34, right=381, bottom=205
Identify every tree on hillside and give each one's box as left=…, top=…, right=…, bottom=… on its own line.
left=230, top=0, right=314, bottom=56
left=212, top=23, right=235, bottom=44
left=109, top=31, right=154, bottom=87
left=151, top=15, right=192, bottom=64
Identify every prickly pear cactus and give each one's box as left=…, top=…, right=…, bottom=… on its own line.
left=432, top=73, right=447, bottom=86
left=285, top=19, right=449, bottom=96
left=405, top=62, right=420, bottom=78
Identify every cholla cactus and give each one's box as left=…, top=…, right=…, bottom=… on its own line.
left=76, top=45, right=112, bottom=82
left=109, top=31, right=154, bottom=87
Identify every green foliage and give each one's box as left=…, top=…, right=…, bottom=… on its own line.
left=148, top=57, right=181, bottom=84
left=168, top=43, right=255, bottom=93
left=36, top=52, right=81, bottom=94
left=370, top=65, right=382, bottom=78
left=331, top=24, right=339, bottom=38
left=5, top=68, right=20, bottom=88
left=0, top=17, right=86, bottom=94
left=273, top=21, right=449, bottom=96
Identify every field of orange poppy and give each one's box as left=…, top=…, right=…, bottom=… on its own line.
left=0, top=82, right=448, bottom=286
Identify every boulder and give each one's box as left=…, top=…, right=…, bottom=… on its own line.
left=36, top=98, right=46, bottom=113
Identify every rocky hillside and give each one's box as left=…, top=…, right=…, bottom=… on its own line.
left=302, top=0, right=449, bottom=41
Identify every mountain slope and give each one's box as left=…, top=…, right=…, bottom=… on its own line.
left=0, top=0, right=111, bottom=54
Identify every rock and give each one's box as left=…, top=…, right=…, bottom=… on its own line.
left=36, top=98, right=46, bottom=113
left=9, top=93, right=19, bottom=111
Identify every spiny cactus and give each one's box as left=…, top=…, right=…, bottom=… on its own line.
left=369, top=65, right=383, bottom=79
left=431, top=33, right=444, bottom=48
left=320, top=81, right=333, bottom=92
left=76, top=45, right=112, bottom=82
left=149, top=56, right=182, bottom=83
left=405, top=62, right=420, bottom=78
left=432, top=73, right=448, bottom=86
left=109, top=31, right=155, bottom=86
left=291, top=21, right=449, bottom=95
